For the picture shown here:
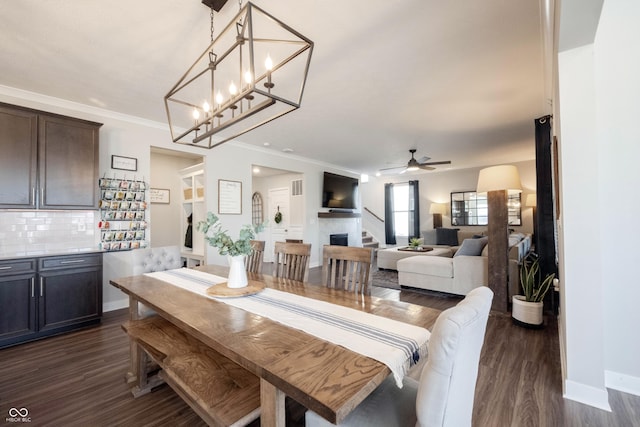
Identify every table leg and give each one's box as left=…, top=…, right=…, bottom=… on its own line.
left=260, top=378, right=286, bottom=427
left=125, top=296, right=141, bottom=384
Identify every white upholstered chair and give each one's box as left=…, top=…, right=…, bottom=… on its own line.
left=130, top=246, right=182, bottom=318
left=305, top=286, right=493, bottom=427
left=131, top=245, right=182, bottom=275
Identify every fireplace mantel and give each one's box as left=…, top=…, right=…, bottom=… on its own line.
left=317, top=212, right=361, bottom=219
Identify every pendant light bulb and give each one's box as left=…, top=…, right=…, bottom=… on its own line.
left=215, top=90, right=224, bottom=106
left=229, top=81, right=238, bottom=96
left=192, top=108, right=200, bottom=120
left=265, top=54, right=273, bottom=71
left=202, top=101, right=210, bottom=113
left=244, top=70, right=253, bottom=85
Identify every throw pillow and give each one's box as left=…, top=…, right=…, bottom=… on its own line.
left=454, top=237, right=488, bottom=257
left=436, top=228, right=459, bottom=246
left=422, top=229, right=437, bottom=245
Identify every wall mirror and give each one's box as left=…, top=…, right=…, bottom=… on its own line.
left=451, top=191, right=521, bottom=226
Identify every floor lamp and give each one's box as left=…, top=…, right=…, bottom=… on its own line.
left=477, top=165, right=522, bottom=312
left=430, top=203, right=446, bottom=229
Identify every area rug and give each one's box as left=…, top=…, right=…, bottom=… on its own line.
left=370, top=269, right=463, bottom=302
left=371, top=269, right=401, bottom=290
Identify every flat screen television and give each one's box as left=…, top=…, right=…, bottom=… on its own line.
left=322, top=172, right=358, bottom=210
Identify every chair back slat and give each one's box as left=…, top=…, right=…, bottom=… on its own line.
left=321, top=245, right=373, bottom=294
left=273, top=241, right=312, bottom=282
left=245, top=240, right=265, bottom=274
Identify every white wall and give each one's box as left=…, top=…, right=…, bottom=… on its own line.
left=360, top=160, right=536, bottom=246
left=558, top=44, right=609, bottom=409
left=557, top=0, right=640, bottom=408
left=595, top=0, right=640, bottom=396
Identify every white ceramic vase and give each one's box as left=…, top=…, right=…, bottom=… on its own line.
left=227, top=255, right=248, bottom=288
left=512, top=295, right=543, bottom=326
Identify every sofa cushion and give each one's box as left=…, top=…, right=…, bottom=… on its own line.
left=454, top=237, right=488, bottom=257
left=397, top=256, right=454, bottom=278
left=457, top=230, right=482, bottom=242
left=436, top=228, right=459, bottom=246
left=422, top=229, right=438, bottom=245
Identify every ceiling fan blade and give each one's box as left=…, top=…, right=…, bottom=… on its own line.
left=418, top=164, right=435, bottom=171
left=378, top=165, right=405, bottom=172
left=420, top=160, right=452, bottom=166
left=378, top=166, right=406, bottom=175
left=416, top=156, right=431, bottom=163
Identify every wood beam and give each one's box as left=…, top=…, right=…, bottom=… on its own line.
left=487, top=189, right=509, bottom=312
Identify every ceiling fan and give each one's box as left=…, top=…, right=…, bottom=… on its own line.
left=379, top=149, right=452, bottom=174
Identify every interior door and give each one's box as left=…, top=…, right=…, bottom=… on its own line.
left=265, top=187, right=290, bottom=262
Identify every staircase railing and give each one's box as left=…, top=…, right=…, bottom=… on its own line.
left=364, top=207, right=384, bottom=223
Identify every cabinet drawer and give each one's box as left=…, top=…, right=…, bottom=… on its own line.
left=39, top=253, right=102, bottom=271
left=0, top=259, right=37, bottom=277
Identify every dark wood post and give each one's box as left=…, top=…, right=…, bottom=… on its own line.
left=487, top=189, right=509, bottom=312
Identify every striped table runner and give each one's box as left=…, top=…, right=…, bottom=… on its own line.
left=145, top=268, right=430, bottom=387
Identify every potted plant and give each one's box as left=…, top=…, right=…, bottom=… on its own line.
left=512, top=254, right=555, bottom=327
left=409, top=237, right=423, bottom=250
left=197, top=212, right=264, bottom=288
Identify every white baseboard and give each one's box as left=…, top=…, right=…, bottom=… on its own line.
left=103, top=299, right=128, bottom=313
left=563, top=379, right=611, bottom=411
left=606, top=371, right=640, bottom=397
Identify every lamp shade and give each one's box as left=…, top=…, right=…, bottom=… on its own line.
left=429, top=203, right=446, bottom=215
left=525, top=193, right=537, bottom=207
left=477, top=165, right=522, bottom=193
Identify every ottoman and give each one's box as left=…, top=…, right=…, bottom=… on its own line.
left=377, top=247, right=453, bottom=270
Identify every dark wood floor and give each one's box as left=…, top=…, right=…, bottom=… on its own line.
left=1, top=266, right=639, bottom=426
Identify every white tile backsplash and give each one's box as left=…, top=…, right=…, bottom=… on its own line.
left=0, top=211, right=98, bottom=257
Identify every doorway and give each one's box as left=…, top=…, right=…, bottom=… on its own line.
left=252, top=165, right=304, bottom=263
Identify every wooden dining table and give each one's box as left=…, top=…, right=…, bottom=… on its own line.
left=110, top=265, right=441, bottom=426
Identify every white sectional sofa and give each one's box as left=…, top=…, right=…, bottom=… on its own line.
left=397, top=230, right=530, bottom=296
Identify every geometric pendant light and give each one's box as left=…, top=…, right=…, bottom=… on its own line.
left=165, top=1, right=314, bottom=149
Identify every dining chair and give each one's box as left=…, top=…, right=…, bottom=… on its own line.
left=285, top=238, right=304, bottom=243
left=273, top=241, right=312, bottom=282
left=305, top=286, right=494, bottom=427
left=245, top=240, right=265, bottom=273
left=321, top=245, right=373, bottom=294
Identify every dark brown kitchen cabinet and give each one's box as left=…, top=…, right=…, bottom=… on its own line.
left=0, top=259, right=38, bottom=345
left=0, top=254, right=102, bottom=349
left=0, top=102, right=102, bottom=209
left=0, top=104, right=38, bottom=208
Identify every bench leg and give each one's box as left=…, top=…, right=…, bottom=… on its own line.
left=125, top=296, right=163, bottom=396
left=260, top=379, right=286, bottom=427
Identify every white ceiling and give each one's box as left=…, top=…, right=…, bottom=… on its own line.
left=0, top=0, right=550, bottom=175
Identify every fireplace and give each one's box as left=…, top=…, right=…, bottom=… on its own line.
left=330, top=233, right=348, bottom=246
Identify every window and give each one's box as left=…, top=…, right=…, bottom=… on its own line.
left=251, top=192, right=263, bottom=225
left=393, top=183, right=409, bottom=237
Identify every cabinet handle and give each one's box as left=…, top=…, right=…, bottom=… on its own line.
left=40, top=187, right=44, bottom=205
left=59, top=259, right=85, bottom=264
left=40, top=277, right=43, bottom=297
left=32, top=187, right=36, bottom=204
left=31, top=278, right=34, bottom=298
left=0, top=266, right=12, bottom=270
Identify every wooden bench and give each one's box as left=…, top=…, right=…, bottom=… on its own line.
left=122, top=316, right=261, bottom=427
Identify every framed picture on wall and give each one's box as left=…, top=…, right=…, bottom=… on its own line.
left=150, top=188, right=170, bottom=204
left=111, top=155, right=138, bottom=171
left=218, top=179, right=242, bottom=214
